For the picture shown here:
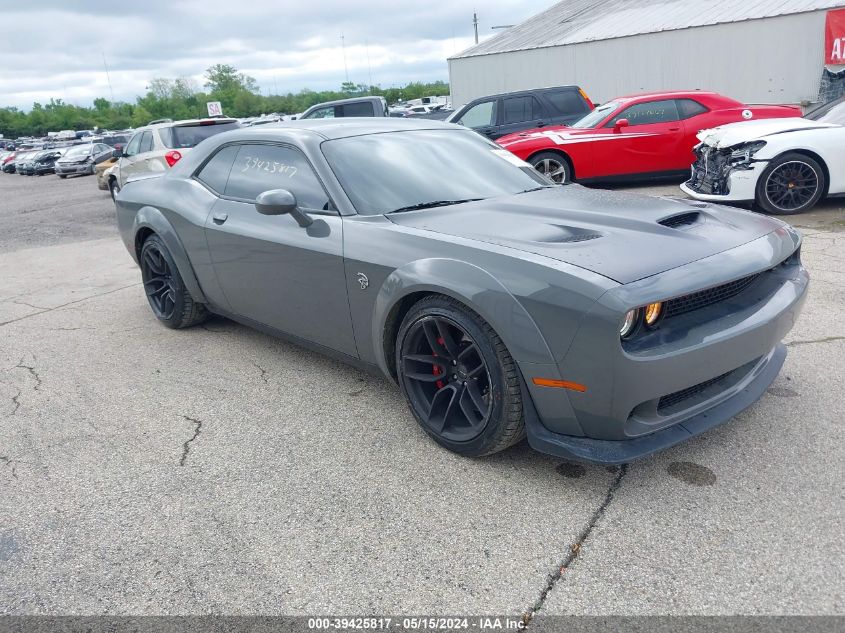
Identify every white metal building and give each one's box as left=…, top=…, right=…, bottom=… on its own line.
left=448, top=0, right=845, bottom=109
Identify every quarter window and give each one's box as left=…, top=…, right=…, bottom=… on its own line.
left=457, top=100, right=497, bottom=129
left=607, top=100, right=680, bottom=126
left=545, top=90, right=589, bottom=115
left=196, top=145, right=238, bottom=194
left=225, top=144, right=330, bottom=210
left=677, top=99, right=708, bottom=119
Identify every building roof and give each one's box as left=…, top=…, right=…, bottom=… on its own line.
left=451, top=0, right=845, bottom=59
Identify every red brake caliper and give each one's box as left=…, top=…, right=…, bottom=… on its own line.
left=432, top=337, right=445, bottom=389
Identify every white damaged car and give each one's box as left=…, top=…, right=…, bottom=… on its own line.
left=681, top=96, right=845, bottom=214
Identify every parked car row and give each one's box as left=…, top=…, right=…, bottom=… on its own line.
left=449, top=85, right=840, bottom=215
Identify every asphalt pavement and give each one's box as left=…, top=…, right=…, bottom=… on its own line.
left=0, top=173, right=842, bottom=617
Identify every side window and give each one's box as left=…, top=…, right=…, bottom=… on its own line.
left=195, top=145, right=238, bottom=194
left=501, top=96, right=542, bottom=124
left=456, top=100, right=497, bottom=129
left=124, top=133, right=142, bottom=157
left=677, top=99, right=709, bottom=119
left=139, top=131, right=154, bottom=153
left=546, top=90, right=589, bottom=116
left=340, top=101, right=375, bottom=117
left=304, top=106, right=335, bottom=119
left=226, top=144, right=331, bottom=210
left=607, top=100, right=680, bottom=126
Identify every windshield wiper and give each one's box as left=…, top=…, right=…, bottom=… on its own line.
left=389, top=199, right=484, bottom=214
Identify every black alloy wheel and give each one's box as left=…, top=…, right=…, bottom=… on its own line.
left=138, top=234, right=208, bottom=329
left=401, top=315, right=493, bottom=442
left=396, top=295, right=525, bottom=456
left=141, top=240, right=178, bottom=321
left=757, top=153, right=825, bottom=215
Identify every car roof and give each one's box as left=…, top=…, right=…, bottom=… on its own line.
left=611, top=90, right=728, bottom=103
left=222, top=117, right=463, bottom=141
left=464, top=85, right=581, bottom=104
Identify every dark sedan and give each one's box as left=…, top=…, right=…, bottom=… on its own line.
left=114, top=119, right=807, bottom=464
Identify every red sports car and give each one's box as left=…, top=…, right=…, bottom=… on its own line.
left=496, top=91, right=802, bottom=183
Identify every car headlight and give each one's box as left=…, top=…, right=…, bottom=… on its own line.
left=620, top=309, right=640, bottom=339
left=729, top=141, right=766, bottom=165
left=643, top=302, right=664, bottom=328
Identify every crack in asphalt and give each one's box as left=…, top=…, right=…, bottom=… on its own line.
left=0, top=282, right=142, bottom=328
left=0, top=456, right=18, bottom=480
left=15, top=357, right=42, bottom=391
left=786, top=335, right=845, bottom=348
left=522, top=464, right=628, bottom=627
left=10, top=389, right=21, bottom=416
left=179, top=415, right=203, bottom=466
left=253, top=362, right=269, bottom=384
left=12, top=299, right=50, bottom=311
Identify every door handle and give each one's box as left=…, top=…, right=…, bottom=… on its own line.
left=668, top=127, right=681, bottom=131
left=212, top=212, right=228, bottom=225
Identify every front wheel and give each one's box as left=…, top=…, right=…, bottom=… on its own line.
left=109, top=178, right=120, bottom=201
left=139, top=234, right=208, bottom=329
left=395, top=295, right=524, bottom=457
left=756, top=152, right=825, bottom=215
left=530, top=151, right=572, bottom=183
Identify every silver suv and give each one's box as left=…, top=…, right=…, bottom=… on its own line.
left=108, top=117, right=239, bottom=197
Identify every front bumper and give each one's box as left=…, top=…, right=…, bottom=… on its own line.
left=681, top=150, right=768, bottom=203
left=525, top=344, right=786, bottom=464
left=55, top=162, right=93, bottom=176
left=521, top=230, right=808, bottom=463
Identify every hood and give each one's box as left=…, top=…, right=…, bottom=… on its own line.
left=386, top=186, right=782, bottom=284
left=697, top=117, right=838, bottom=148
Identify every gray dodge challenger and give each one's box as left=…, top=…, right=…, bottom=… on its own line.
left=114, top=118, right=808, bottom=464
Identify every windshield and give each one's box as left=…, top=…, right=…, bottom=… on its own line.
left=570, top=101, right=620, bottom=129
left=322, top=129, right=551, bottom=215
left=806, top=96, right=845, bottom=125
left=64, top=145, right=91, bottom=158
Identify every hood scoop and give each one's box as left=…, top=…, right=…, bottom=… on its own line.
left=659, top=212, right=700, bottom=229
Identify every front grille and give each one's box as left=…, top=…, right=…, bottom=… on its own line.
left=665, top=273, right=761, bottom=319
left=686, top=146, right=731, bottom=195
left=658, top=371, right=732, bottom=411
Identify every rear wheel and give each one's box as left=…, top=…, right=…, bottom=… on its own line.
left=58, top=175, right=66, bottom=179
left=395, top=295, right=524, bottom=457
left=530, top=151, right=572, bottom=183
left=756, top=152, right=825, bottom=215
left=139, top=234, right=208, bottom=329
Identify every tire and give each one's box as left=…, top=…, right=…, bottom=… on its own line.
left=58, top=175, right=66, bottom=179
left=109, top=178, right=120, bottom=201
left=756, top=152, right=825, bottom=215
left=395, top=295, right=524, bottom=457
left=530, top=151, right=572, bottom=183
left=139, top=234, right=208, bottom=329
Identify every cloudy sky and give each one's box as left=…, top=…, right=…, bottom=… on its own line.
left=0, top=1, right=557, bottom=111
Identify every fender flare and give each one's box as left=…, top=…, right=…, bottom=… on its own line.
left=132, top=206, right=208, bottom=304
left=371, top=258, right=556, bottom=378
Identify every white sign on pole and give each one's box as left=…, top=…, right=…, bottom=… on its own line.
left=206, top=101, right=223, bottom=117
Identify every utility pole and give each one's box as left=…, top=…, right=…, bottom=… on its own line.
left=365, top=39, right=373, bottom=88
left=341, top=34, right=349, bottom=83
left=101, top=51, right=115, bottom=102
left=473, top=11, right=479, bottom=44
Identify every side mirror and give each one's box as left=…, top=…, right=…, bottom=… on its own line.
left=614, top=118, right=629, bottom=132
left=255, top=189, right=313, bottom=227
